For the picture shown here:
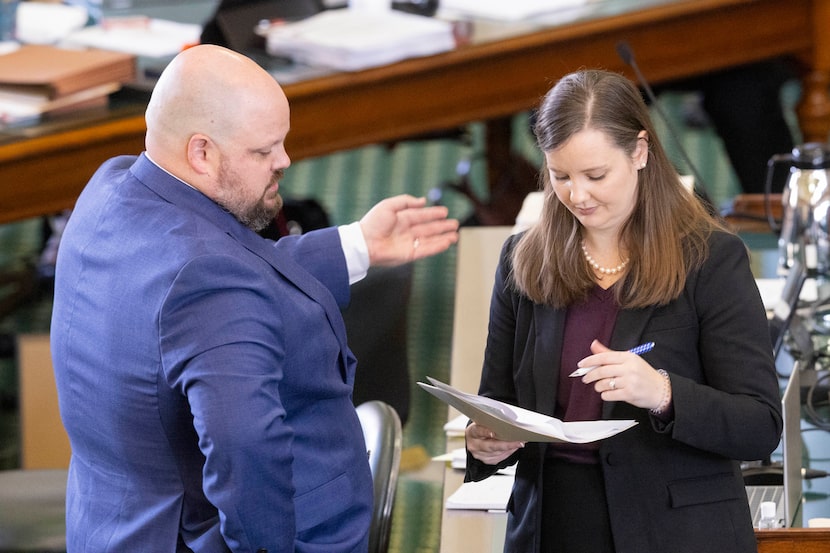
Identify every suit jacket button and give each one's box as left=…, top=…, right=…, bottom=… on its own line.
left=256, top=549, right=267, bottom=553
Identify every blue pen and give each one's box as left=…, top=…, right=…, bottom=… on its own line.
left=568, top=341, right=655, bottom=377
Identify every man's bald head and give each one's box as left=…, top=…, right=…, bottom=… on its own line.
left=144, top=44, right=289, bottom=176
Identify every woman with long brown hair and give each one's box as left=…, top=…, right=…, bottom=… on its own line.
left=464, top=69, right=782, bottom=553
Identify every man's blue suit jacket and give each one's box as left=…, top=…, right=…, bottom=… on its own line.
left=51, top=153, right=373, bottom=552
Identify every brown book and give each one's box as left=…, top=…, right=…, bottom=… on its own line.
left=0, top=44, right=136, bottom=99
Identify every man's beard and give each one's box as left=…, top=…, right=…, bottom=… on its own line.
left=215, top=165, right=285, bottom=232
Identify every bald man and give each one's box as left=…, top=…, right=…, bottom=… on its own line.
left=51, top=44, right=457, bottom=553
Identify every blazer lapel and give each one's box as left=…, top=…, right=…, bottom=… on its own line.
left=532, top=304, right=566, bottom=416
left=216, top=212, right=355, bottom=387
left=233, top=228, right=350, bottom=353
left=132, top=154, right=351, bottom=368
left=519, top=276, right=656, bottom=420
left=609, top=307, right=654, bottom=351
left=602, top=305, right=656, bottom=417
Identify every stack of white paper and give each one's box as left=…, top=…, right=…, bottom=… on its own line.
left=0, top=44, right=135, bottom=125
left=0, top=81, right=120, bottom=124
left=439, top=0, right=588, bottom=21
left=62, top=19, right=203, bottom=58
left=262, top=9, right=455, bottom=71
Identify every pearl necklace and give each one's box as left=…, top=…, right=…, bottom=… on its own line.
left=581, top=242, right=629, bottom=279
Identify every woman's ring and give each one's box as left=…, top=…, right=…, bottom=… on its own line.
left=413, top=238, right=420, bottom=250
left=609, top=378, right=616, bottom=390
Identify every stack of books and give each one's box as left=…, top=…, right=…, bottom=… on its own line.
left=0, top=44, right=136, bottom=125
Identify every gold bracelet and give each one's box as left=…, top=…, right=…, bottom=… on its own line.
left=649, top=369, right=671, bottom=415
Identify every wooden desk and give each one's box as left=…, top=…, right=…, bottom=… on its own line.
left=1, top=0, right=829, bottom=225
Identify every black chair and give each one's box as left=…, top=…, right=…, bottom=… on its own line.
left=356, top=400, right=402, bottom=553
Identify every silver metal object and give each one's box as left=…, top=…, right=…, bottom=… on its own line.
left=775, top=143, right=830, bottom=275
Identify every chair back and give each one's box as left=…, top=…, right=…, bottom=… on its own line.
left=356, top=400, right=402, bottom=553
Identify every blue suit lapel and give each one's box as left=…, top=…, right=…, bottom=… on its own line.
left=231, top=226, right=351, bottom=356
left=131, top=154, right=352, bottom=371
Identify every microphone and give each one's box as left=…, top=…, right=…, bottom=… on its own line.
left=616, top=41, right=715, bottom=210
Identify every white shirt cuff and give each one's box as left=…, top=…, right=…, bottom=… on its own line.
left=338, top=222, right=369, bottom=284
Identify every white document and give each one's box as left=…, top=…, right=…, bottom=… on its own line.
left=446, top=473, right=514, bottom=510
left=262, top=9, right=455, bottom=71
left=419, top=377, right=637, bottom=443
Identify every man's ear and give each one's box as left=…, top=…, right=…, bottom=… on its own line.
left=187, top=134, right=214, bottom=176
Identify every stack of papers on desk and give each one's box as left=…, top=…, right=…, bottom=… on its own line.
left=62, top=18, right=203, bottom=59
left=419, top=377, right=637, bottom=443
left=439, top=0, right=588, bottom=21
left=261, top=9, right=455, bottom=71
left=0, top=81, right=122, bottom=124
left=0, top=44, right=135, bottom=124
left=446, top=473, right=514, bottom=511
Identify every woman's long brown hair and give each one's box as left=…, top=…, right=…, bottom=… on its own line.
left=511, top=69, right=728, bottom=309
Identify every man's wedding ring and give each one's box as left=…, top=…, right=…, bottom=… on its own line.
left=609, top=378, right=616, bottom=390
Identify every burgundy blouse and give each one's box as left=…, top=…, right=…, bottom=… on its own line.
left=548, top=285, right=619, bottom=464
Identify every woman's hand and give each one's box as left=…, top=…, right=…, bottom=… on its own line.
left=579, top=339, right=670, bottom=411
left=466, top=422, right=525, bottom=465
